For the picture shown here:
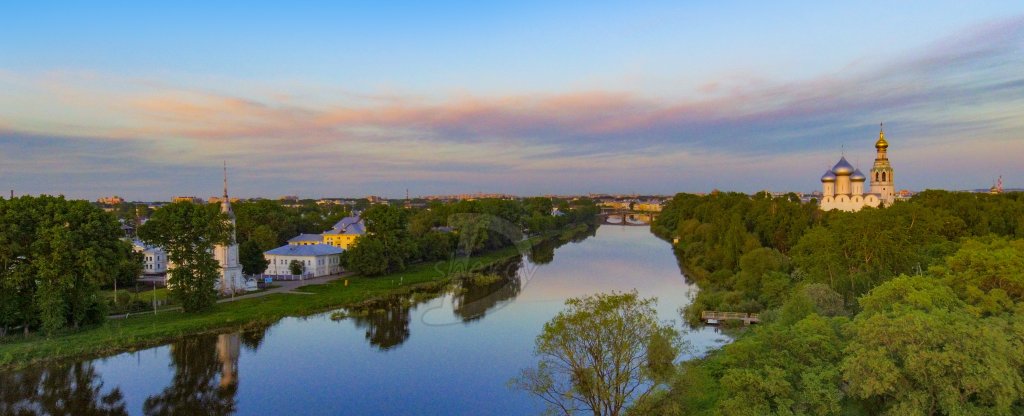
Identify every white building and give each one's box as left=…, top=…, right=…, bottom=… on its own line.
left=263, top=244, right=343, bottom=278
left=819, top=126, right=895, bottom=212
left=213, top=164, right=250, bottom=294
left=132, top=239, right=167, bottom=275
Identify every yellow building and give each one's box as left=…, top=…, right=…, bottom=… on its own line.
left=322, top=216, right=365, bottom=249
left=285, top=216, right=367, bottom=250
left=172, top=196, right=203, bottom=204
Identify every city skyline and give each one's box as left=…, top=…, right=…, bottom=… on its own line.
left=2, top=2, right=1024, bottom=200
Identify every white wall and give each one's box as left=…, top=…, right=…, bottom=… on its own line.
left=263, top=254, right=342, bottom=277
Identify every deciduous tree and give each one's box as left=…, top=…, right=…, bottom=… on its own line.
left=138, top=202, right=230, bottom=312
left=512, top=291, right=681, bottom=416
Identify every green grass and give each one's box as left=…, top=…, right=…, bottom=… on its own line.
left=101, top=287, right=172, bottom=302
left=0, top=239, right=538, bottom=370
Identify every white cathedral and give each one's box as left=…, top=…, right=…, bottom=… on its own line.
left=819, top=125, right=896, bottom=212
left=214, top=164, right=251, bottom=295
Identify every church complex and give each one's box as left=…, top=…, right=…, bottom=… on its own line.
left=818, top=125, right=896, bottom=212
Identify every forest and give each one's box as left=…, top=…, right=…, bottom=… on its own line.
left=640, top=190, right=1024, bottom=415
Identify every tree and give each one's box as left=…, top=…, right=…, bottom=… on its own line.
left=0, top=196, right=130, bottom=334
left=842, top=276, right=1024, bottom=415
left=715, top=315, right=847, bottom=415
left=138, top=202, right=230, bottom=312
left=344, top=235, right=391, bottom=276
left=238, top=240, right=268, bottom=276
left=511, top=291, right=681, bottom=416
left=288, top=259, right=304, bottom=276
left=362, top=204, right=409, bottom=235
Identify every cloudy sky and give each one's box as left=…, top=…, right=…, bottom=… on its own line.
left=2, top=1, right=1023, bottom=200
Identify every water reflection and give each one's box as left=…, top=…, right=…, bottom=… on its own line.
left=527, top=238, right=556, bottom=265
left=350, top=299, right=415, bottom=350
left=341, top=259, right=526, bottom=349
left=0, top=361, right=128, bottom=415
left=142, top=333, right=240, bottom=415
left=2, top=225, right=723, bottom=415
left=452, top=258, right=524, bottom=322
left=240, top=326, right=269, bottom=352
left=338, top=229, right=591, bottom=350
left=527, top=225, right=597, bottom=265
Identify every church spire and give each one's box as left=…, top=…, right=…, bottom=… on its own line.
left=221, top=161, right=233, bottom=215
left=223, top=161, right=229, bottom=200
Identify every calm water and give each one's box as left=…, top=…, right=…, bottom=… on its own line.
left=1, top=225, right=729, bottom=415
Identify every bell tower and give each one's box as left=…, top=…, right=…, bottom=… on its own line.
left=869, top=123, right=895, bottom=205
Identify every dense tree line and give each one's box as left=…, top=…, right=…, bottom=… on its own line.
left=0, top=196, right=139, bottom=336
left=639, top=191, right=1024, bottom=415
left=345, top=198, right=599, bottom=276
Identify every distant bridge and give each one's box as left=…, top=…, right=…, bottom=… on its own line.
left=598, top=208, right=658, bottom=226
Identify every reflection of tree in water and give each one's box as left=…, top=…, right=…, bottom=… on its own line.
left=527, top=224, right=597, bottom=265
left=350, top=299, right=415, bottom=351
left=343, top=226, right=597, bottom=349
left=0, top=361, right=128, bottom=415
left=572, top=224, right=598, bottom=243
left=143, top=333, right=240, bottom=416
left=240, top=326, right=269, bottom=351
left=453, top=257, right=524, bottom=322
left=527, top=239, right=557, bottom=265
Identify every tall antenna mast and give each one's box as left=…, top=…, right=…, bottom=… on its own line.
left=223, top=161, right=229, bottom=199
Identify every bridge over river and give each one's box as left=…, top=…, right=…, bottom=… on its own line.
left=598, top=208, right=658, bottom=226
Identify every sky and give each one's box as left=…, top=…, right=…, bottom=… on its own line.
left=2, top=1, right=1023, bottom=200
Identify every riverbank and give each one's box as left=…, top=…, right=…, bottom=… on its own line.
left=0, top=225, right=591, bottom=370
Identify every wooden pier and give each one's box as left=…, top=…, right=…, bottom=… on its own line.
left=701, top=310, right=760, bottom=325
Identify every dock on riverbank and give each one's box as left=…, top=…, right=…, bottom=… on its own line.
left=701, top=310, right=760, bottom=325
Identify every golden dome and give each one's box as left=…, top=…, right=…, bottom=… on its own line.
left=876, top=124, right=889, bottom=149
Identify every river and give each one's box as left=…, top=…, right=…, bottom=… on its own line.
left=0, top=225, right=729, bottom=415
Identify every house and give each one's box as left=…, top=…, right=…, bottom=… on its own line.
left=131, top=239, right=168, bottom=275
left=322, top=216, right=366, bottom=250
left=288, top=234, right=324, bottom=246
left=263, top=244, right=344, bottom=277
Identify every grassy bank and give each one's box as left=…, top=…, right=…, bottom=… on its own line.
left=0, top=236, right=548, bottom=370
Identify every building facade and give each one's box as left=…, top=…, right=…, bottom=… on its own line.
left=132, top=239, right=167, bottom=275
left=322, top=216, right=365, bottom=249
left=819, top=126, right=895, bottom=212
left=263, top=244, right=344, bottom=277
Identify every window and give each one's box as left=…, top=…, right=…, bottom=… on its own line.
left=882, top=172, right=886, bottom=182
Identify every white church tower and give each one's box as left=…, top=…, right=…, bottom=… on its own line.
left=869, top=123, right=896, bottom=205
left=215, top=162, right=246, bottom=295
